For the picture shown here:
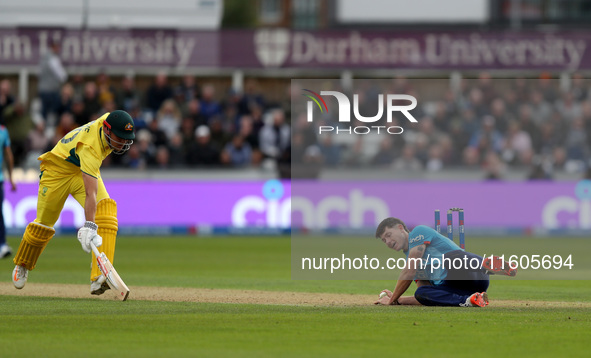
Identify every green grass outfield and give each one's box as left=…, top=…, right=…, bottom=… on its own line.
left=0, top=236, right=590, bottom=358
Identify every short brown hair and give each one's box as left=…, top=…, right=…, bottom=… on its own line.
left=375, top=217, right=409, bottom=238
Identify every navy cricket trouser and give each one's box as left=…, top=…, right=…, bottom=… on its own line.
left=414, top=250, right=489, bottom=307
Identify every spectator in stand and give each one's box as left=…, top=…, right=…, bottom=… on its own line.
left=2, top=102, right=35, bottom=166
left=483, top=151, right=505, bottom=180
left=174, top=75, right=200, bottom=104
left=447, top=121, right=469, bottom=165
left=489, top=98, right=513, bottom=134
left=259, top=109, right=290, bottom=161
left=0, top=80, right=15, bottom=124
left=96, top=71, right=115, bottom=107
left=564, top=118, right=589, bottom=163
left=392, top=145, right=423, bottom=172
left=220, top=102, right=239, bottom=133
left=186, top=125, right=220, bottom=166
left=209, top=117, right=232, bottom=152
left=459, top=108, right=479, bottom=137
left=462, top=147, right=481, bottom=169
left=517, top=104, right=540, bottom=150
left=425, top=144, right=444, bottom=172
left=416, top=116, right=440, bottom=146
left=528, top=159, right=553, bottom=180
left=70, top=74, right=85, bottom=98
left=55, top=113, right=77, bottom=139
left=502, top=121, right=533, bottom=166
left=551, top=147, right=568, bottom=172
left=128, top=104, right=148, bottom=130
left=438, top=135, right=455, bottom=167
left=82, top=82, right=102, bottom=123
left=115, top=75, right=141, bottom=113
left=529, top=90, right=552, bottom=125
left=180, top=116, right=197, bottom=154
left=155, top=99, right=182, bottom=140
left=122, top=142, right=143, bottom=169
left=145, top=72, right=173, bottom=114
left=146, top=115, right=169, bottom=148
left=503, top=89, right=520, bottom=119
left=238, top=79, right=265, bottom=116
left=102, top=100, right=117, bottom=115
left=570, top=73, right=588, bottom=102
left=538, top=74, right=558, bottom=103
left=167, top=133, right=185, bottom=168
left=221, top=135, right=252, bottom=167
left=513, top=77, right=531, bottom=103
left=70, top=96, right=87, bottom=126
left=537, top=121, right=561, bottom=155
left=318, top=134, right=341, bottom=167
left=238, top=115, right=260, bottom=151
left=25, top=121, right=49, bottom=168
left=548, top=109, right=569, bottom=147
left=56, top=83, right=74, bottom=117
left=135, top=129, right=156, bottom=168
left=469, top=115, right=504, bottom=156
left=464, top=88, right=489, bottom=119
left=371, top=137, right=397, bottom=167
left=182, top=98, right=207, bottom=128
left=37, top=40, right=67, bottom=122
left=476, top=72, right=497, bottom=104
left=153, top=146, right=171, bottom=169
left=250, top=103, right=265, bottom=135
left=432, top=101, right=452, bottom=132
left=556, top=91, right=582, bottom=123
left=200, top=84, right=222, bottom=121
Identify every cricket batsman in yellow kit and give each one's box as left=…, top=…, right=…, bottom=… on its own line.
left=11, top=110, right=134, bottom=295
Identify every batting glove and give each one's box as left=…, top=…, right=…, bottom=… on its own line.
left=77, top=221, right=103, bottom=253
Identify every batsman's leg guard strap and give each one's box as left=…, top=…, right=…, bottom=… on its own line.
left=13, top=222, right=55, bottom=270
left=91, top=199, right=118, bottom=281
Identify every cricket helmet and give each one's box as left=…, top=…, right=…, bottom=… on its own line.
left=104, top=110, right=135, bottom=154
left=104, top=110, right=135, bottom=140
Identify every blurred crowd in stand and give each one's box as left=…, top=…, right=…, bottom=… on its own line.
left=0, top=57, right=293, bottom=179
left=0, top=41, right=292, bottom=177
left=3, top=46, right=591, bottom=182
left=291, top=74, right=591, bottom=180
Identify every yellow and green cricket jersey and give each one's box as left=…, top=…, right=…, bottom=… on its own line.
left=39, top=113, right=112, bottom=179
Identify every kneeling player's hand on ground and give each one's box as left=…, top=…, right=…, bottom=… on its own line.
left=77, top=221, right=103, bottom=253
left=375, top=296, right=393, bottom=305
left=374, top=289, right=394, bottom=305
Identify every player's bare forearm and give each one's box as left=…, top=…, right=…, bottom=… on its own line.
left=387, top=244, right=425, bottom=304
left=388, top=278, right=413, bottom=304
left=82, top=173, right=98, bottom=222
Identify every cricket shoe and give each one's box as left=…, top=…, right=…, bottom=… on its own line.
left=463, top=292, right=489, bottom=307
left=482, top=256, right=517, bottom=276
left=0, top=244, right=12, bottom=258
left=90, top=275, right=111, bottom=296
left=12, top=265, right=28, bottom=289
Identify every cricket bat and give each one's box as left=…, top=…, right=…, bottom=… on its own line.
left=90, top=242, right=130, bottom=301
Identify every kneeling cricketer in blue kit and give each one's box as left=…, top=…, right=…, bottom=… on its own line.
left=374, top=217, right=516, bottom=307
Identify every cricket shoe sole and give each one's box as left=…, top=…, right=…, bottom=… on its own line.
left=469, top=292, right=489, bottom=307
left=12, top=265, right=28, bottom=289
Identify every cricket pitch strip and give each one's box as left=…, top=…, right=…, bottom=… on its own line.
left=0, top=282, right=589, bottom=308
